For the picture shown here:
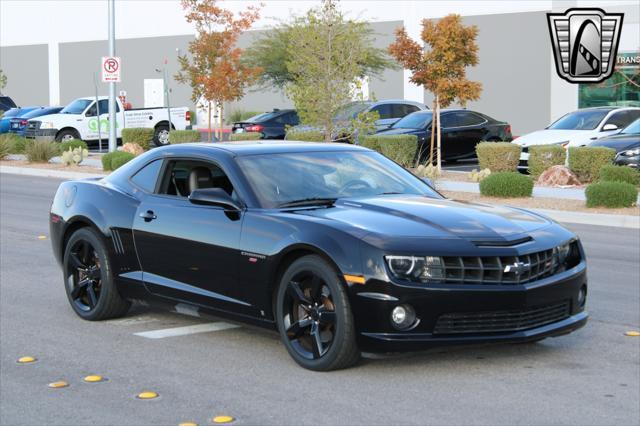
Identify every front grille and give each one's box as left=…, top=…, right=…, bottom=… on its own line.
left=27, top=121, right=40, bottom=131
left=433, top=301, right=570, bottom=334
left=442, top=249, right=556, bottom=285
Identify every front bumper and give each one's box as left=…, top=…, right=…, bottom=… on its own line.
left=24, top=128, right=57, bottom=140
left=351, top=261, right=588, bottom=353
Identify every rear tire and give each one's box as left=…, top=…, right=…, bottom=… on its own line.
left=276, top=255, right=360, bottom=371
left=62, top=227, right=130, bottom=321
left=153, top=124, right=170, bottom=147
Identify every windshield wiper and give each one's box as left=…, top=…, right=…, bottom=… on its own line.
left=278, top=197, right=337, bottom=208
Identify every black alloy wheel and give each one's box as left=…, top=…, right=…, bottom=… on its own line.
left=276, top=255, right=360, bottom=371
left=63, top=227, right=130, bottom=320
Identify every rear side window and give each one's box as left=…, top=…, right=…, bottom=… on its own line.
left=393, top=104, right=420, bottom=118
left=370, top=104, right=393, bottom=119
left=606, top=110, right=640, bottom=129
left=131, top=160, right=163, bottom=193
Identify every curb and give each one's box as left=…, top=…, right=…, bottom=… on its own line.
left=530, top=208, right=639, bottom=229
left=0, top=165, right=104, bottom=180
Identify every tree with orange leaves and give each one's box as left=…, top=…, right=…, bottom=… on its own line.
left=176, top=0, right=262, bottom=141
left=389, top=15, right=482, bottom=171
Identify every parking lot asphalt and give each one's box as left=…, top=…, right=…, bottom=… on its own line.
left=1, top=173, right=638, bottom=426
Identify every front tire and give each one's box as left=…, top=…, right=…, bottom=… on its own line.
left=276, top=255, right=360, bottom=371
left=153, top=124, right=170, bottom=147
left=62, top=227, right=130, bottom=321
left=55, top=129, right=80, bottom=142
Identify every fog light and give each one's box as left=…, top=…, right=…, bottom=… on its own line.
left=578, top=285, right=587, bottom=308
left=391, top=304, right=416, bottom=330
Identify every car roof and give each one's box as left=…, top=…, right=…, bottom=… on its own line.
left=156, top=141, right=369, bottom=157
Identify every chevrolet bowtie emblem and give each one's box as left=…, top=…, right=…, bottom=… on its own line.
left=504, top=262, right=531, bottom=275
left=547, top=8, right=623, bottom=83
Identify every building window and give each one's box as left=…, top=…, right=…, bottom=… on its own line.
left=579, top=52, right=640, bottom=108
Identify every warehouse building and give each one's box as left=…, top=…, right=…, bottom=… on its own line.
left=1, top=0, right=638, bottom=135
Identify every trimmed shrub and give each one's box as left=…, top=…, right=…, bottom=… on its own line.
left=58, top=139, right=88, bottom=155
left=599, top=165, right=640, bottom=186
left=111, top=152, right=135, bottom=170
left=361, top=134, right=418, bottom=168
left=528, top=145, right=566, bottom=178
left=230, top=132, right=262, bottom=141
left=285, top=130, right=325, bottom=142
left=169, top=130, right=201, bottom=144
left=122, top=128, right=154, bottom=151
left=479, top=172, right=534, bottom=198
left=585, top=181, right=638, bottom=208
left=102, top=151, right=135, bottom=171
left=25, top=140, right=58, bottom=163
left=568, top=146, right=615, bottom=183
left=476, top=142, right=521, bottom=172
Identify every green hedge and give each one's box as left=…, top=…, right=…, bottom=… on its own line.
left=568, top=147, right=615, bottom=183
left=479, top=172, right=534, bottom=198
left=102, top=151, right=135, bottom=171
left=122, top=128, right=154, bottom=151
left=528, top=145, right=566, bottom=178
left=585, top=181, right=638, bottom=208
left=361, top=134, right=418, bottom=168
left=169, top=130, right=201, bottom=144
left=58, top=139, right=88, bottom=155
left=476, top=142, right=521, bottom=172
left=25, top=141, right=58, bottom=163
left=285, top=130, right=325, bottom=142
left=230, top=132, right=262, bottom=141
left=599, top=165, right=640, bottom=186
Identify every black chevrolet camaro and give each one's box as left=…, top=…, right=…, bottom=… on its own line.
left=50, top=142, right=588, bottom=371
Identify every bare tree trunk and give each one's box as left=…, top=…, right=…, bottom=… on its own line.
left=218, top=102, right=224, bottom=142
left=429, top=99, right=437, bottom=165
left=207, top=100, right=212, bottom=143
left=436, top=95, right=442, bottom=173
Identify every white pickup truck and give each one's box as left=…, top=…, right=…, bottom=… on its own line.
left=25, top=96, right=192, bottom=146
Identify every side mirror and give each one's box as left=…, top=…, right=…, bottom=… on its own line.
left=421, top=177, right=434, bottom=188
left=188, top=188, right=242, bottom=211
left=602, top=123, right=618, bottom=131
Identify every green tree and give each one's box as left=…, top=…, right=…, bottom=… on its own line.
left=389, top=14, right=482, bottom=171
left=285, top=0, right=388, bottom=142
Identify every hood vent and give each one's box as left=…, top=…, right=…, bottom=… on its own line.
left=471, top=236, right=533, bottom=247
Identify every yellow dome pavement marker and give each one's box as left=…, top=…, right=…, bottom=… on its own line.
left=37, top=235, right=47, bottom=240
left=178, top=422, right=198, bottom=426
left=48, top=381, right=69, bottom=389
left=137, top=391, right=159, bottom=399
left=213, top=416, right=235, bottom=424
left=83, top=375, right=105, bottom=383
left=17, top=356, right=37, bottom=364
left=625, top=331, right=640, bottom=337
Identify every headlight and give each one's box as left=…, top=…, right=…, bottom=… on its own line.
left=555, top=242, right=571, bottom=264
left=39, top=122, right=55, bottom=129
left=620, top=148, right=640, bottom=156
left=385, top=255, right=444, bottom=282
left=553, top=140, right=570, bottom=149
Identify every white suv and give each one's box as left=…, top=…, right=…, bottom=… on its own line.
left=514, top=107, right=640, bottom=166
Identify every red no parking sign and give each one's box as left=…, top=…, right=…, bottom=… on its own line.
left=101, top=56, right=121, bottom=83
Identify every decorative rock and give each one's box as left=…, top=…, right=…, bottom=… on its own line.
left=536, top=165, right=581, bottom=187
left=121, top=143, right=145, bottom=157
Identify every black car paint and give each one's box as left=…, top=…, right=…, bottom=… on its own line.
left=591, top=133, right=640, bottom=168
left=232, top=109, right=299, bottom=139
left=50, top=142, right=587, bottom=352
left=376, top=110, right=512, bottom=161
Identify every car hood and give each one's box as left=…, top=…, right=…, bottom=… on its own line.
left=294, top=195, right=551, bottom=241
left=514, top=129, right=593, bottom=146
left=29, top=113, right=64, bottom=123
left=590, top=134, right=640, bottom=151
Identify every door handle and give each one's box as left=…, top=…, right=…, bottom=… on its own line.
left=139, top=210, right=157, bottom=222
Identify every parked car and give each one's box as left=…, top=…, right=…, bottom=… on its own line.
left=0, top=106, right=38, bottom=134
left=376, top=109, right=512, bottom=162
left=286, top=100, right=427, bottom=142
left=591, top=118, right=640, bottom=169
left=514, top=107, right=640, bottom=166
left=9, top=106, right=63, bottom=136
left=232, top=109, right=299, bottom=139
left=0, top=95, right=17, bottom=113
left=25, top=96, right=191, bottom=146
left=50, top=142, right=587, bottom=371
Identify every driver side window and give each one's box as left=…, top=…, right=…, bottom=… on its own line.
left=157, top=160, right=235, bottom=199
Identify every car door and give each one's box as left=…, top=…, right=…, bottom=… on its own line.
left=440, top=111, right=486, bottom=159
left=132, top=157, right=255, bottom=316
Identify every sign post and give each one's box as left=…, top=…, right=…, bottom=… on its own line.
left=106, top=0, right=117, bottom=152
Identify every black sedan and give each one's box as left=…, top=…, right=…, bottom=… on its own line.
left=232, top=109, right=299, bottom=139
left=591, top=118, right=640, bottom=169
left=376, top=109, right=512, bottom=162
left=50, top=141, right=587, bottom=371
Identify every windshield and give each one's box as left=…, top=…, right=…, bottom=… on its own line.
left=237, top=150, right=439, bottom=208
left=60, top=99, right=93, bottom=114
left=392, top=111, right=433, bottom=129
left=548, top=109, right=609, bottom=130
left=621, top=118, right=640, bottom=135
left=334, top=102, right=371, bottom=120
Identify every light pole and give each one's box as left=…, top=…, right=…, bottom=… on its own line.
left=107, top=0, right=117, bottom=152
left=156, top=62, right=173, bottom=134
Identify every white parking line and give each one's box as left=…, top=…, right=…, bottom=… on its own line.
left=134, top=322, right=240, bottom=339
